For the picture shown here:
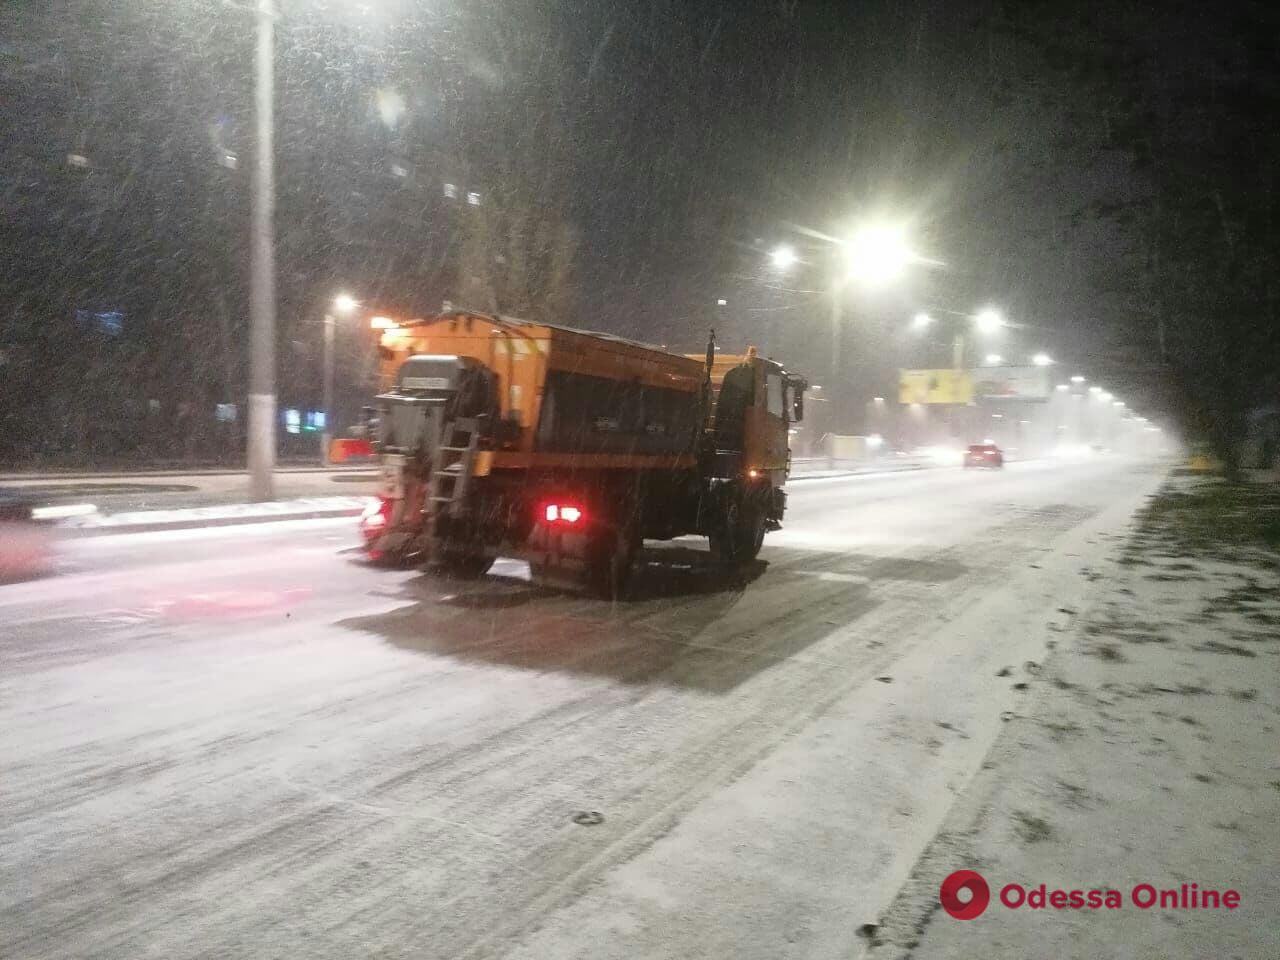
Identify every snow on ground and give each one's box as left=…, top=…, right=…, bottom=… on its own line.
left=869, top=473, right=1280, bottom=960
left=4, top=459, right=1216, bottom=960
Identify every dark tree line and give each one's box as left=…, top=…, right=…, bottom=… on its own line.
left=995, top=0, right=1280, bottom=471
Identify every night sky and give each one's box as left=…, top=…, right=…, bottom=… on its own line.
left=2, top=0, right=1275, bottom=457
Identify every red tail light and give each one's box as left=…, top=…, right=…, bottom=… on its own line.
left=543, top=503, right=584, bottom=524
left=360, top=497, right=391, bottom=536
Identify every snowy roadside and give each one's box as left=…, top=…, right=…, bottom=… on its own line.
left=35, top=461, right=940, bottom=534
left=869, top=473, right=1280, bottom=959
left=57, top=496, right=370, bottom=536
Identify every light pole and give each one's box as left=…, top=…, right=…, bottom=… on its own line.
left=954, top=307, right=1005, bottom=371
left=836, top=222, right=914, bottom=384
left=247, top=0, right=277, bottom=501
left=896, top=306, right=1000, bottom=445
left=829, top=259, right=844, bottom=384
left=769, top=221, right=918, bottom=392
left=322, top=294, right=358, bottom=464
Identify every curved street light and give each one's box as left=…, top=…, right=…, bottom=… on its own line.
left=841, top=222, right=914, bottom=288
left=769, top=244, right=798, bottom=270
left=974, top=308, right=1004, bottom=334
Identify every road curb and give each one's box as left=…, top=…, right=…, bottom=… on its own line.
left=789, top=464, right=935, bottom=481
left=47, top=462, right=953, bottom=536
left=0, top=466, right=374, bottom=483
left=61, top=503, right=366, bottom=538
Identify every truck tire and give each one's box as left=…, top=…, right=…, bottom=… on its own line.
left=709, top=495, right=765, bottom=567
left=587, top=518, right=640, bottom=600
left=368, top=541, right=424, bottom=569
left=435, top=550, right=495, bottom=580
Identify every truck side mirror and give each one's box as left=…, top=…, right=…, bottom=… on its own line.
left=791, top=383, right=805, bottom=422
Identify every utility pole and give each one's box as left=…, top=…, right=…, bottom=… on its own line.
left=829, top=243, right=846, bottom=432
left=950, top=332, right=967, bottom=444
left=830, top=279, right=843, bottom=384
left=247, top=0, right=277, bottom=501
left=321, top=313, right=334, bottom=465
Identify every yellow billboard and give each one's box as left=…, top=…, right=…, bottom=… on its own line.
left=898, top=369, right=973, bottom=405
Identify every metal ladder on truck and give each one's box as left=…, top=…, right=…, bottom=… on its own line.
left=426, top=417, right=480, bottom=524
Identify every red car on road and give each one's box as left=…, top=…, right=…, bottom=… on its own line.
left=963, top=443, right=1004, bottom=468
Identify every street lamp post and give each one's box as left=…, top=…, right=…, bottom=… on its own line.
left=771, top=224, right=917, bottom=396
left=946, top=308, right=1003, bottom=372
left=321, top=312, right=335, bottom=464
left=246, top=0, right=277, bottom=501
left=321, top=294, right=358, bottom=464
left=829, top=262, right=844, bottom=384
left=769, top=224, right=923, bottom=437
left=947, top=307, right=1004, bottom=371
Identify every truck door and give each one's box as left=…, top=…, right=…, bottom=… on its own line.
left=713, top=363, right=755, bottom=452
left=761, top=366, right=789, bottom=473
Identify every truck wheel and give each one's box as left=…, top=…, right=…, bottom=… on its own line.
left=710, top=496, right=765, bottom=566
left=368, top=542, right=424, bottom=568
left=587, top=519, right=640, bottom=600
left=739, top=500, right=766, bottom=561
left=435, top=550, right=495, bottom=580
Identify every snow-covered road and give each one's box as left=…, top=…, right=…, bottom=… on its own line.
left=0, top=457, right=1167, bottom=960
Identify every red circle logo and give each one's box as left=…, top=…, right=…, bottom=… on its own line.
left=940, top=870, right=990, bottom=920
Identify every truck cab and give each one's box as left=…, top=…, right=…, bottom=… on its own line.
left=695, top=348, right=807, bottom=564
left=703, top=349, right=806, bottom=482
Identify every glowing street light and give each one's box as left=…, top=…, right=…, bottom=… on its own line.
left=841, top=222, right=914, bottom=288
left=911, top=312, right=933, bottom=331
left=804, top=217, right=936, bottom=390
left=1031, top=352, right=1053, bottom=366
left=947, top=305, right=1004, bottom=369
left=333, top=293, right=358, bottom=314
left=984, top=353, right=1004, bottom=365
left=769, top=244, right=798, bottom=270
left=974, top=308, right=1004, bottom=334
left=1071, top=375, right=1086, bottom=384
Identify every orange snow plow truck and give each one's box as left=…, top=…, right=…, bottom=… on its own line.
left=340, top=310, right=806, bottom=597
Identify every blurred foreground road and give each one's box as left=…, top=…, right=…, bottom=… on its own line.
left=1, top=458, right=1166, bottom=960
